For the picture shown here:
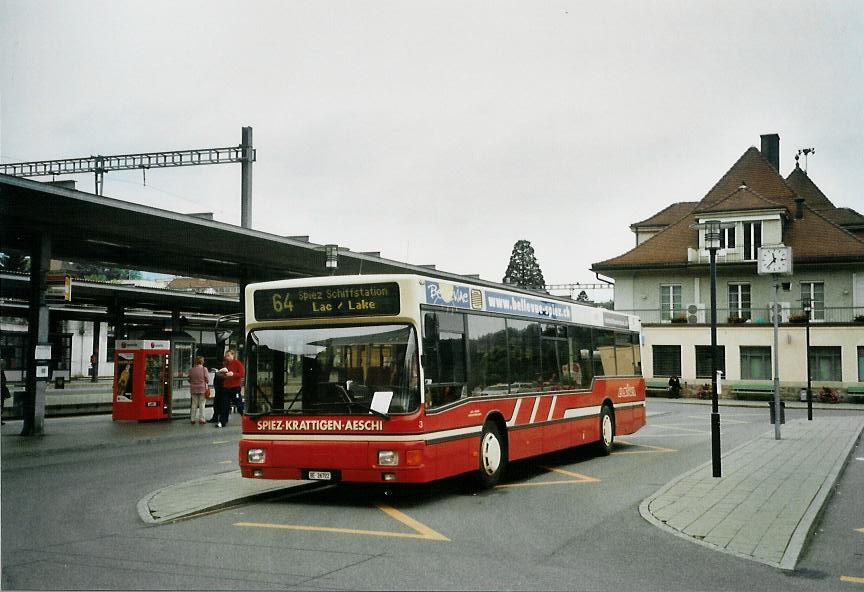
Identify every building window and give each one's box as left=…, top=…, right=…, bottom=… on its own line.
left=859, top=347, right=864, bottom=382
left=652, top=345, right=681, bottom=377
left=801, top=282, right=825, bottom=321
left=740, top=346, right=771, bottom=380
left=660, top=284, right=682, bottom=321
left=728, top=284, right=751, bottom=320
left=0, top=331, right=27, bottom=371
left=719, top=225, right=736, bottom=249
left=810, top=347, right=841, bottom=381
left=695, top=345, right=726, bottom=379
left=743, top=222, right=762, bottom=260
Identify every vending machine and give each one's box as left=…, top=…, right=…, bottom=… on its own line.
left=112, top=340, right=172, bottom=421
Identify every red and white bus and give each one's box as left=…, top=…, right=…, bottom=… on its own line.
left=239, top=274, right=645, bottom=487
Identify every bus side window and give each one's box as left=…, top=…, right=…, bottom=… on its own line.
left=423, top=313, right=441, bottom=383
left=592, top=328, right=616, bottom=376
left=423, top=311, right=467, bottom=407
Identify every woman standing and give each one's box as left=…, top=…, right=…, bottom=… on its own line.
left=188, top=356, right=209, bottom=425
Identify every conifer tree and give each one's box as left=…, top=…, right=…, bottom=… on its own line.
left=502, top=240, right=546, bottom=289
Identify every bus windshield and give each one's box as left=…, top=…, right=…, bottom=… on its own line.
left=246, top=324, right=420, bottom=416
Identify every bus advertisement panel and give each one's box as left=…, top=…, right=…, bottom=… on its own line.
left=239, top=275, right=645, bottom=487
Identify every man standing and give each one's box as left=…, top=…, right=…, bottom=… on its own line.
left=215, top=349, right=244, bottom=428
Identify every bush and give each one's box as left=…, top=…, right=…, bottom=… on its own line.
left=817, top=386, right=839, bottom=403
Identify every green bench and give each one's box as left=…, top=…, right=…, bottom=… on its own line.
left=731, top=383, right=775, bottom=401
left=646, top=379, right=668, bottom=396
left=846, top=386, right=864, bottom=403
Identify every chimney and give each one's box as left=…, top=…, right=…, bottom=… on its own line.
left=760, top=133, right=780, bottom=171
left=794, top=197, right=805, bottom=219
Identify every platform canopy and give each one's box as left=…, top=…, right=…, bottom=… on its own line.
left=1, top=174, right=435, bottom=283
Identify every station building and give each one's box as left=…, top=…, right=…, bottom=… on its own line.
left=592, top=134, right=864, bottom=400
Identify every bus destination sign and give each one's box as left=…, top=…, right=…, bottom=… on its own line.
left=254, top=282, right=401, bottom=320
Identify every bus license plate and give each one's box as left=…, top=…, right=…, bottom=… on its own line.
left=307, top=471, right=332, bottom=481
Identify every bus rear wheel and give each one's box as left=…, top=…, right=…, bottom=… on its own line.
left=596, top=405, right=615, bottom=456
left=477, top=422, right=506, bottom=488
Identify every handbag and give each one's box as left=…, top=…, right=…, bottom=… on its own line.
left=204, top=386, right=212, bottom=399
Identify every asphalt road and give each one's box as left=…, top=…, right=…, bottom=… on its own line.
left=2, top=402, right=863, bottom=590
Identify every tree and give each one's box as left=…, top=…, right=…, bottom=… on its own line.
left=575, top=290, right=589, bottom=302
left=502, top=240, right=546, bottom=290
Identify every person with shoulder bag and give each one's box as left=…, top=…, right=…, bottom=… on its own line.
left=188, top=356, right=209, bottom=425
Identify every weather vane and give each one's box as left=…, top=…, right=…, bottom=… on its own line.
left=795, top=147, right=815, bottom=172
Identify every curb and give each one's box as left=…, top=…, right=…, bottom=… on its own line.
left=639, top=418, right=864, bottom=571
left=778, top=421, right=864, bottom=570
left=138, top=473, right=319, bottom=525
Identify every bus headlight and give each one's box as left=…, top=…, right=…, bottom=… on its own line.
left=378, top=450, right=399, bottom=466
left=247, top=448, right=266, bottom=464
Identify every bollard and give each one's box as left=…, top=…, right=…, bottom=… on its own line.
left=769, top=401, right=786, bottom=425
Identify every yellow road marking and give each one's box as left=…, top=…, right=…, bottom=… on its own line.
left=375, top=504, right=449, bottom=541
left=543, top=467, right=601, bottom=481
left=212, top=440, right=231, bottom=444
left=234, top=503, right=449, bottom=541
left=840, top=576, right=864, bottom=584
left=219, top=460, right=233, bottom=464
left=496, top=466, right=599, bottom=488
left=856, top=527, right=864, bottom=534
left=614, top=440, right=677, bottom=454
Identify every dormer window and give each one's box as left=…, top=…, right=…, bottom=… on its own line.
left=719, top=226, right=736, bottom=249
left=743, top=221, right=762, bottom=260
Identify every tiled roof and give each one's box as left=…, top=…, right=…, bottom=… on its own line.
left=783, top=207, right=864, bottom=262
left=631, top=202, right=699, bottom=228
left=785, top=166, right=835, bottom=210
left=167, top=277, right=237, bottom=289
left=694, top=185, right=787, bottom=215
left=698, top=147, right=798, bottom=210
left=592, top=144, right=864, bottom=271
left=819, top=207, right=864, bottom=227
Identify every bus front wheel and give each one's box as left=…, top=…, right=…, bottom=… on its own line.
left=596, top=405, right=615, bottom=456
left=477, top=422, right=507, bottom=488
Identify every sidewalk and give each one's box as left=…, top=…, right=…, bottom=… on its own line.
left=640, top=414, right=864, bottom=570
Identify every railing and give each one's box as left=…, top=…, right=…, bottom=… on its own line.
left=617, top=306, right=864, bottom=325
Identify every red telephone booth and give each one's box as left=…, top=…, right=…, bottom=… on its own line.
left=112, top=340, right=172, bottom=421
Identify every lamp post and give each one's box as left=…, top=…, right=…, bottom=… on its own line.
left=691, top=219, right=723, bottom=478
left=803, top=298, right=812, bottom=421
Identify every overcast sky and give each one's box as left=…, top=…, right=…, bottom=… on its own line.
left=2, top=1, right=862, bottom=295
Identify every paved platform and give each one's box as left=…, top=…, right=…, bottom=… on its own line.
left=640, top=415, right=864, bottom=570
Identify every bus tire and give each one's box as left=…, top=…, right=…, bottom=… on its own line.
left=477, top=422, right=506, bottom=488
left=596, top=405, right=615, bottom=456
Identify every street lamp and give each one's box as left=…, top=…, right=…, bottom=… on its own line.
left=691, top=219, right=725, bottom=478
left=803, top=298, right=812, bottom=421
